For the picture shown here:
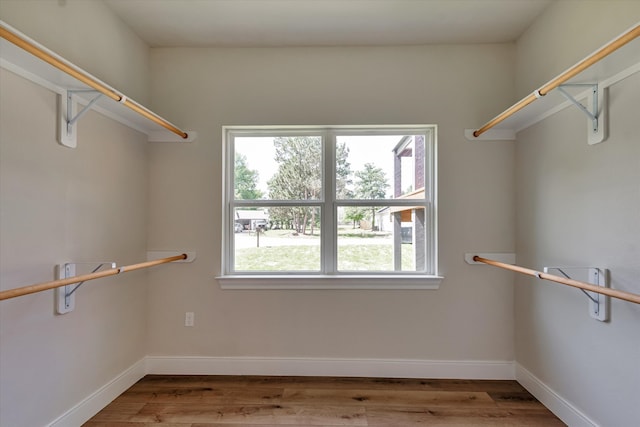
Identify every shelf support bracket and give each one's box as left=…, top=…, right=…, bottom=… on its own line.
left=58, top=90, right=103, bottom=148
left=55, top=261, right=115, bottom=314
left=556, top=83, right=607, bottom=145
left=543, top=266, right=609, bottom=321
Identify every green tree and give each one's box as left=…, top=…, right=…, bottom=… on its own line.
left=234, top=153, right=263, bottom=200
left=267, top=137, right=352, bottom=234
left=268, top=137, right=321, bottom=234
left=354, top=163, right=389, bottom=230
left=344, top=206, right=366, bottom=228
left=336, top=142, right=353, bottom=199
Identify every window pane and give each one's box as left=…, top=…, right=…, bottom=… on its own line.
left=233, top=206, right=321, bottom=272
left=337, top=206, right=426, bottom=272
left=337, top=134, right=426, bottom=200
left=225, top=126, right=436, bottom=280
left=234, top=136, right=322, bottom=200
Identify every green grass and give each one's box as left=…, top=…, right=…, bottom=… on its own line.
left=235, top=243, right=414, bottom=272
left=337, top=245, right=410, bottom=271
left=235, top=245, right=321, bottom=271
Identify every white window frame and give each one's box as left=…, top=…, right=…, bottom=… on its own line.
left=217, top=125, right=442, bottom=289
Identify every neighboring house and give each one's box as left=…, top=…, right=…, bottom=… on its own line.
left=235, top=209, right=269, bottom=230
left=388, top=135, right=427, bottom=270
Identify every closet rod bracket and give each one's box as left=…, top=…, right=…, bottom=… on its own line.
left=58, top=90, right=103, bottom=148
left=55, top=261, right=115, bottom=314
left=543, top=266, right=609, bottom=322
left=556, top=83, right=607, bottom=145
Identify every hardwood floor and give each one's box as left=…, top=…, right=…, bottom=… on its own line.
left=84, top=375, right=566, bottom=426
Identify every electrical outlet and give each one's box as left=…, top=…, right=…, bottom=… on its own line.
left=185, top=312, right=195, bottom=327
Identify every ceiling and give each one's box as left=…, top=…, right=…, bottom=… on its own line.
left=104, top=0, right=554, bottom=48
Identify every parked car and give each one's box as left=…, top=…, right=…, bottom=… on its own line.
left=255, top=219, right=268, bottom=230
left=234, top=222, right=243, bottom=233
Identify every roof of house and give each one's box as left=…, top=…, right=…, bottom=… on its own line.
left=235, top=210, right=268, bottom=220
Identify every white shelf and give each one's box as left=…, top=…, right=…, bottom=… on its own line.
left=467, top=23, right=640, bottom=141
left=0, top=22, right=195, bottom=144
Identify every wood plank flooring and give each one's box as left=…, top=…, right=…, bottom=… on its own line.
left=84, top=375, right=565, bottom=426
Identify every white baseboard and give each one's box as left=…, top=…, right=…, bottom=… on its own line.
left=46, top=356, right=514, bottom=426
left=515, top=363, right=597, bottom=427
left=48, top=357, right=146, bottom=427
left=146, top=356, right=515, bottom=380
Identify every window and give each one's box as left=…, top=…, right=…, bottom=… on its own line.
left=220, top=126, right=440, bottom=289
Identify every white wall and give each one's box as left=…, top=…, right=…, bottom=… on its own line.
left=514, top=2, right=640, bottom=425
left=146, top=45, right=517, bottom=364
left=515, top=0, right=640, bottom=99
left=0, top=1, right=151, bottom=425
left=0, top=0, right=150, bottom=104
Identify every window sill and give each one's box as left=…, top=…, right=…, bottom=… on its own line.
left=216, top=275, right=444, bottom=290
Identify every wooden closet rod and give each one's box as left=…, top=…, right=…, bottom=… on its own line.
left=0, top=254, right=187, bottom=302
left=473, top=256, right=640, bottom=305
left=0, top=26, right=189, bottom=140
left=473, top=23, right=640, bottom=138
